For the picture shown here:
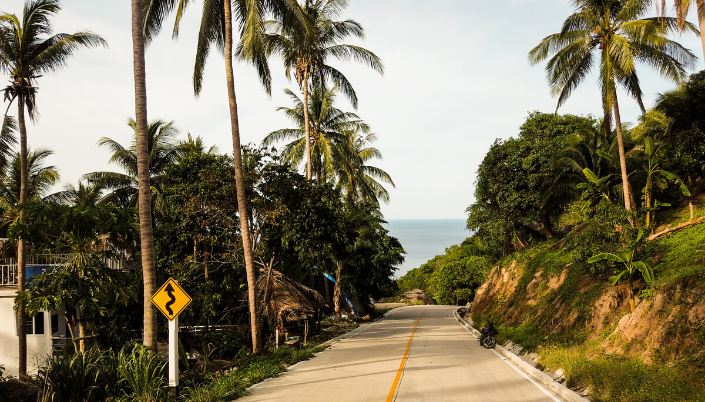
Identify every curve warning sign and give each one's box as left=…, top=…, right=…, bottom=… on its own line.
left=151, top=278, right=191, bottom=321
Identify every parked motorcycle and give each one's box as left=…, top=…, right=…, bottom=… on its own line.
left=478, top=322, right=498, bottom=349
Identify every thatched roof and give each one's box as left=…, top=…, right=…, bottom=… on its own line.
left=257, top=269, right=325, bottom=326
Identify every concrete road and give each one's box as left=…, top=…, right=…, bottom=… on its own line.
left=239, top=306, right=560, bottom=402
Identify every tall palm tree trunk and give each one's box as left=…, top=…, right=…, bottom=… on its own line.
left=694, top=1, right=705, bottom=60
left=302, top=71, right=312, bottom=180
left=612, top=92, right=632, bottom=212
left=223, top=0, right=261, bottom=355
left=78, top=308, right=87, bottom=353
left=333, top=264, right=341, bottom=321
left=16, top=95, right=27, bottom=376
left=131, top=0, right=157, bottom=352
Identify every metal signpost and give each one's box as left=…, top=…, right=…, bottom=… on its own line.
left=151, top=278, right=192, bottom=399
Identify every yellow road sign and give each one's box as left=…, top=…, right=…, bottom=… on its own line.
left=151, top=278, right=191, bottom=321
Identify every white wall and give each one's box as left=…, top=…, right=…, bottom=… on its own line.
left=0, top=288, right=53, bottom=377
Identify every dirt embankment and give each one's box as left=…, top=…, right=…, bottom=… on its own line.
left=471, top=261, right=705, bottom=363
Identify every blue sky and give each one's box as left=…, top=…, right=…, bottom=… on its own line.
left=0, top=0, right=702, bottom=219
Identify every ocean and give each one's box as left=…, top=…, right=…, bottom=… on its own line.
left=384, top=219, right=470, bottom=278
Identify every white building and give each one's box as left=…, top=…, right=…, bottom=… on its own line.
left=0, top=255, right=126, bottom=377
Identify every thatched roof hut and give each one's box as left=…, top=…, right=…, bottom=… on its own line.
left=257, top=269, right=325, bottom=327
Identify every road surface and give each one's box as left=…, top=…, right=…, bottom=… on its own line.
left=239, top=305, right=560, bottom=402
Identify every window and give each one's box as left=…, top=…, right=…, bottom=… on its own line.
left=24, top=312, right=45, bottom=335
left=51, top=314, right=59, bottom=335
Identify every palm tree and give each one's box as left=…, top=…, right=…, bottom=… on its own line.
left=0, top=0, right=105, bottom=371
left=178, top=133, right=218, bottom=155
left=336, top=130, right=394, bottom=205
left=264, top=0, right=384, bottom=180
left=85, top=119, right=180, bottom=215
left=264, top=85, right=394, bottom=205
left=264, top=85, right=364, bottom=179
left=142, top=0, right=301, bottom=355
left=130, top=0, right=158, bottom=353
left=529, top=0, right=697, bottom=214
left=545, top=120, right=626, bottom=213
left=0, top=148, right=59, bottom=207
left=658, top=1, right=705, bottom=59
left=45, top=180, right=106, bottom=207
left=0, top=148, right=60, bottom=237
left=0, top=116, right=18, bottom=165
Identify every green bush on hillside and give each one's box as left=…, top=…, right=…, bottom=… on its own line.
left=397, top=238, right=493, bottom=304
left=427, top=256, right=490, bottom=305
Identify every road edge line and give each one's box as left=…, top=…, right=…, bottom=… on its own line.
left=453, top=309, right=590, bottom=402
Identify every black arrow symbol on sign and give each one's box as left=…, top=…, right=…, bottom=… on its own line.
left=164, top=283, right=176, bottom=316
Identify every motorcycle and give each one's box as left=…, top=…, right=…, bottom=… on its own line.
left=478, top=323, right=498, bottom=349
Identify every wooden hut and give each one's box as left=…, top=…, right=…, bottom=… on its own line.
left=257, top=269, right=325, bottom=344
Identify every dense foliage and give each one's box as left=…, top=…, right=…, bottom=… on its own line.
left=400, top=70, right=705, bottom=311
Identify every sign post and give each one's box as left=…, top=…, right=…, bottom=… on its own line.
left=151, top=278, right=192, bottom=400
left=168, top=316, right=178, bottom=394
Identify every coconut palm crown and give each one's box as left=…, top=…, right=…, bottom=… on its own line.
left=0, top=0, right=105, bottom=374
left=657, top=0, right=705, bottom=59
left=0, top=0, right=107, bottom=119
left=264, top=84, right=394, bottom=205
left=84, top=118, right=180, bottom=215
left=263, top=0, right=383, bottom=180
left=528, top=0, right=698, bottom=213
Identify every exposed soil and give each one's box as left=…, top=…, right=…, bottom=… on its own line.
left=471, top=258, right=705, bottom=364
left=0, top=379, right=39, bottom=402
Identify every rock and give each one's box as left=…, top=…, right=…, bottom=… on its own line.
left=526, top=271, right=544, bottom=305
left=688, top=300, right=705, bottom=324
left=402, top=289, right=431, bottom=304
left=547, top=269, right=569, bottom=290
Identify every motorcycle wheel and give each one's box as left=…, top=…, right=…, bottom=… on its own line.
left=482, top=336, right=496, bottom=349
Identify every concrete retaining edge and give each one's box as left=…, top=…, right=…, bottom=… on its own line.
left=321, top=305, right=403, bottom=347
left=453, top=309, right=590, bottom=402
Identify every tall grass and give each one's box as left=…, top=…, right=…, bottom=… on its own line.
left=183, top=345, right=326, bottom=402
left=539, top=346, right=705, bottom=402
left=38, top=347, right=106, bottom=402
left=38, top=345, right=167, bottom=402
left=116, top=345, right=167, bottom=402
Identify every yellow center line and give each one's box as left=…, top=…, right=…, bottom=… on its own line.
left=386, top=309, right=427, bottom=402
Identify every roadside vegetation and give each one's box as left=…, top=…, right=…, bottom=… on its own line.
left=396, top=1, right=705, bottom=400
left=0, top=0, right=403, bottom=398
left=3, top=0, right=705, bottom=401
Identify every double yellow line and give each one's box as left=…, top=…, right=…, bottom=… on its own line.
left=386, top=309, right=427, bottom=402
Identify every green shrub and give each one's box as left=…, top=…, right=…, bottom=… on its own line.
left=428, top=256, right=490, bottom=304
left=653, top=223, right=705, bottom=287
left=184, top=373, right=247, bottom=402
left=116, top=345, right=167, bottom=402
left=38, top=345, right=167, bottom=402
left=38, top=347, right=107, bottom=402
left=564, top=200, right=634, bottom=275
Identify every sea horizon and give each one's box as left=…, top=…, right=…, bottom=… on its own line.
left=384, top=218, right=470, bottom=279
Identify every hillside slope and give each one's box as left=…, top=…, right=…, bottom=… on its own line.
left=469, top=199, right=705, bottom=401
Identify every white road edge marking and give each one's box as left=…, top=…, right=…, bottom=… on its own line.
left=453, top=312, right=562, bottom=402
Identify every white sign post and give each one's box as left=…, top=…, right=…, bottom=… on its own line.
left=168, top=316, right=179, bottom=398
left=151, top=278, right=191, bottom=401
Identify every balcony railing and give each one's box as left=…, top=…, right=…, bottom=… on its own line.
left=0, top=255, right=130, bottom=287
left=0, top=258, right=17, bottom=286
